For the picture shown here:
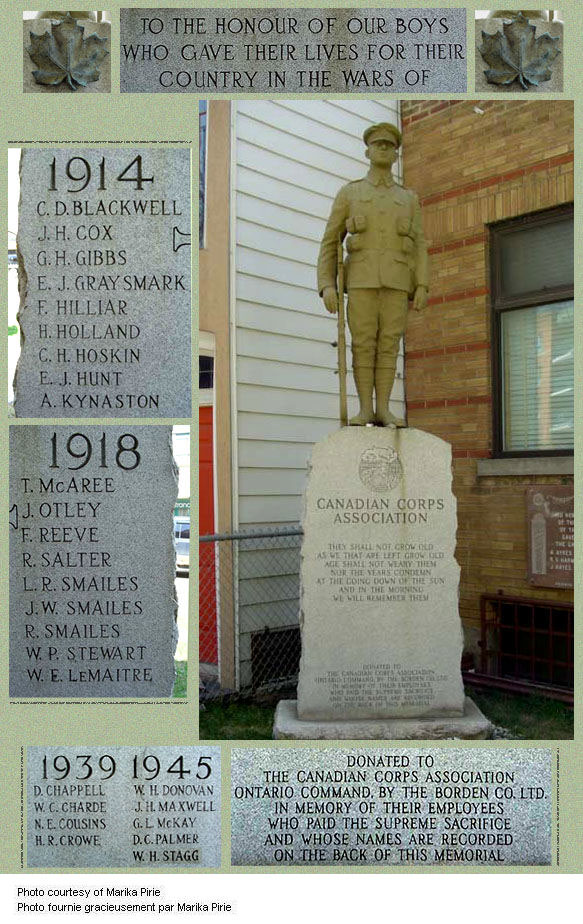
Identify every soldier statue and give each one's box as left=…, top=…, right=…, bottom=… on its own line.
left=317, top=122, right=428, bottom=427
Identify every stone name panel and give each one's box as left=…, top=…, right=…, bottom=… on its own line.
left=231, top=748, right=551, bottom=866
left=120, top=8, right=466, bottom=93
left=10, top=425, right=177, bottom=698
left=27, top=747, right=220, bottom=868
left=527, top=486, right=574, bottom=589
left=15, top=148, right=191, bottom=418
left=298, top=428, right=464, bottom=721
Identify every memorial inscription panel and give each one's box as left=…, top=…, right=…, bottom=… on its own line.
left=14, top=147, right=191, bottom=418
left=27, top=746, right=221, bottom=868
left=231, top=747, right=551, bottom=867
left=527, top=486, right=574, bottom=589
left=119, top=8, right=467, bottom=94
left=10, top=425, right=178, bottom=698
left=297, top=428, right=464, bottom=720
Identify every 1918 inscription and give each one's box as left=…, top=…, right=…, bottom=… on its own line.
left=10, top=425, right=177, bottom=698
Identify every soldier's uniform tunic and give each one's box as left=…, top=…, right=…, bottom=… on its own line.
left=317, top=167, right=428, bottom=373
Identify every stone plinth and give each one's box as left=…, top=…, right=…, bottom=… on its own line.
left=277, top=427, right=491, bottom=739
left=274, top=698, right=491, bottom=740
left=297, top=427, right=465, bottom=722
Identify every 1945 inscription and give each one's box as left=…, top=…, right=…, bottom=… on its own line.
left=27, top=746, right=221, bottom=868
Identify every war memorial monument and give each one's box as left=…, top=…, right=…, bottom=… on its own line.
left=274, top=123, right=491, bottom=739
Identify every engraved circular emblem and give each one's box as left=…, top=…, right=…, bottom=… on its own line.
left=532, top=492, right=545, bottom=507
left=358, top=447, right=402, bottom=493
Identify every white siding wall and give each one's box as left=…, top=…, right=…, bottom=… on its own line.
left=232, top=101, right=400, bottom=687
left=234, top=99, right=402, bottom=529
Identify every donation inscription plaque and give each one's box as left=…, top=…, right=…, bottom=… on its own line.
left=27, top=746, right=221, bottom=868
left=10, top=425, right=178, bottom=698
left=231, top=747, right=551, bottom=866
left=14, top=148, right=191, bottom=418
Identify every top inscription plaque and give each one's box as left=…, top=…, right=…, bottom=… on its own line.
left=120, top=9, right=467, bottom=93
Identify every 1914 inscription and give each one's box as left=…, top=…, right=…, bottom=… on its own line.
left=14, top=148, right=191, bottom=418
left=10, top=425, right=178, bottom=698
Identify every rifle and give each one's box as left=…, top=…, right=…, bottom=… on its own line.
left=337, top=235, right=348, bottom=427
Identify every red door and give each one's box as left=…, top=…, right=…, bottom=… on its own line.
left=199, top=405, right=218, bottom=664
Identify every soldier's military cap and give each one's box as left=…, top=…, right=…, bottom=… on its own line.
left=363, top=122, right=402, bottom=148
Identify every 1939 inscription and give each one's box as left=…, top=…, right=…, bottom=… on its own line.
left=27, top=746, right=221, bottom=868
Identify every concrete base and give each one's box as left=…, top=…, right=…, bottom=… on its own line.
left=273, top=697, right=492, bottom=740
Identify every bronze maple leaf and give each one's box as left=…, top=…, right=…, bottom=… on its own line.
left=28, top=14, right=109, bottom=91
left=479, top=13, right=560, bottom=91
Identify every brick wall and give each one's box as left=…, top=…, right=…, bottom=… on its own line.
left=401, top=100, right=574, bottom=655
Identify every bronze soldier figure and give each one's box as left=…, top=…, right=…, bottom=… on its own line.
left=317, top=122, right=428, bottom=427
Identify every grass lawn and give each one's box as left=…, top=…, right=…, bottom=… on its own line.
left=470, top=688, right=573, bottom=740
left=199, top=702, right=275, bottom=740
left=173, top=661, right=187, bottom=698
left=199, top=688, right=572, bottom=740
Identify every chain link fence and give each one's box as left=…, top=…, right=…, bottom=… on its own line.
left=199, top=527, right=303, bottom=702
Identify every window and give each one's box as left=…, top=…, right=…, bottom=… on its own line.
left=174, top=521, right=190, bottom=540
left=479, top=594, right=573, bottom=696
left=199, top=354, right=214, bottom=390
left=199, top=100, right=207, bottom=246
left=490, top=205, right=574, bottom=455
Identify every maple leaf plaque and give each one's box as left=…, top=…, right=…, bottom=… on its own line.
left=479, top=13, right=560, bottom=91
left=28, top=14, right=109, bottom=91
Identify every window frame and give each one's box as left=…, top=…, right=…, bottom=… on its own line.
left=199, top=100, right=208, bottom=248
left=489, top=203, right=574, bottom=458
left=199, top=353, right=214, bottom=392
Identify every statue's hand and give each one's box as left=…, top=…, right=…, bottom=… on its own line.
left=413, top=285, right=428, bottom=313
left=322, top=286, right=338, bottom=315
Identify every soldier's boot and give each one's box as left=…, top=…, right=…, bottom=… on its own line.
left=349, top=366, right=375, bottom=426
left=374, top=365, right=406, bottom=428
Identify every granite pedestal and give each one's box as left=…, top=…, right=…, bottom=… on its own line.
left=274, top=427, right=491, bottom=740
